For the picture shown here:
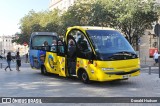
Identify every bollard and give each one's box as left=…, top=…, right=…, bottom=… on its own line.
left=145, top=56, right=146, bottom=64
left=149, top=65, right=151, bottom=75
left=0, top=63, right=2, bottom=69
left=159, top=56, right=160, bottom=78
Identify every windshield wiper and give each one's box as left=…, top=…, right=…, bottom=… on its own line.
left=107, top=51, right=137, bottom=60
left=115, top=51, right=136, bottom=55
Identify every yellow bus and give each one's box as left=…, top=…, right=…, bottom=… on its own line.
left=29, top=26, right=140, bottom=83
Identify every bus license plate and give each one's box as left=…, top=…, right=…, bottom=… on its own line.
left=123, top=74, right=131, bottom=79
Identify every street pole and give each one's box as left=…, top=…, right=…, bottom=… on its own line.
left=159, top=35, right=160, bottom=78
left=154, top=23, right=160, bottom=78
left=158, top=24, right=160, bottom=78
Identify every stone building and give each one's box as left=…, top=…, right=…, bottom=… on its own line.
left=49, top=0, right=76, bottom=11
left=0, top=36, right=13, bottom=55
left=0, top=35, right=28, bottom=56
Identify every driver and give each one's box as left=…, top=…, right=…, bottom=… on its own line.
left=77, top=35, right=88, bottom=52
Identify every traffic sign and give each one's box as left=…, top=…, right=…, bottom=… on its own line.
left=154, top=24, right=160, bottom=36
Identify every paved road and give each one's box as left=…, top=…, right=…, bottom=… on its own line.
left=0, top=59, right=160, bottom=106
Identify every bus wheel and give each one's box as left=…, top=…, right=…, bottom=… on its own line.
left=41, top=66, right=48, bottom=75
left=81, top=71, right=90, bottom=84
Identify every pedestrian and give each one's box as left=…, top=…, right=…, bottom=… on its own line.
left=4, top=52, right=13, bottom=71
left=16, top=52, right=21, bottom=71
left=25, top=53, right=28, bottom=63
left=153, top=50, right=159, bottom=66
left=68, top=40, right=76, bottom=74
left=77, top=35, right=88, bottom=52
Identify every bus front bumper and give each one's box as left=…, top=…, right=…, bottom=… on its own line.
left=90, top=69, right=140, bottom=82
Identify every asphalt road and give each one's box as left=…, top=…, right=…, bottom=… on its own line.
left=0, top=59, right=160, bottom=106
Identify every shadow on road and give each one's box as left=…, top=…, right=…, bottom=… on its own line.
left=32, top=72, right=136, bottom=88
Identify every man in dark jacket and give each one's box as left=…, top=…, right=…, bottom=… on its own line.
left=68, top=40, right=76, bottom=74
left=77, top=35, right=88, bottom=52
left=5, top=52, right=13, bottom=71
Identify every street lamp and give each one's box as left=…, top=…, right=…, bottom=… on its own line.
left=0, top=37, right=2, bottom=55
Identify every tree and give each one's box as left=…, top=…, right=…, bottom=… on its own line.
left=16, top=9, right=61, bottom=44
left=104, top=0, right=158, bottom=50
left=16, top=0, right=158, bottom=49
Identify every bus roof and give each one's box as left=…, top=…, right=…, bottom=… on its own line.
left=67, top=26, right=115, bottom=31
left=31, top=32, right=57, bottom=37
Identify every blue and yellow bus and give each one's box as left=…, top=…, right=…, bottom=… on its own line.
left=29, top=26, right=140, bottom=83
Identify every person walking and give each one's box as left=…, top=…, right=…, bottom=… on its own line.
left=5, top=52, right=13, bottom=71
left=16, top=52, right=21, bottom=71
left=153, top=50, right=159, bottom=66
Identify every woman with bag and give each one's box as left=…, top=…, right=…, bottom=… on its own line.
left=16, top=52, right=21, bottom=71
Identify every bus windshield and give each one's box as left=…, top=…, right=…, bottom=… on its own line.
left=86, top=30, right=138, bottom=60
left=32, top=35, right=56, bottom=46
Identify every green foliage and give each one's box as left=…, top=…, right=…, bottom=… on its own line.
left=107, top=0, right=158, bottom=49
left=16, top=9, right=61, bottom=44
left=16, top=0, right=159, bottom=50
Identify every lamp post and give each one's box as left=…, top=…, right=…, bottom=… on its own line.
left=154, top=23, right=160, bottom=78
left=0, top=37, right=2, bottom=55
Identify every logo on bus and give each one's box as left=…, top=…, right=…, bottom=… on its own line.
left=48, top=55, right=57, bottom=68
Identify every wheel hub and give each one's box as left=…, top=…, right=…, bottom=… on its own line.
left=82, top=73, right=87, bottom=80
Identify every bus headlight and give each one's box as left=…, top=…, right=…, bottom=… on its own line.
left=102, top=68, right=114, bottom=71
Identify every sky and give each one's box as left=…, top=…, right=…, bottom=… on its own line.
left=0, top=0, right=50, bottom=36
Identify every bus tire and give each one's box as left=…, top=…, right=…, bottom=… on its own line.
left=41, top=65, right=48, bottom=75
left=79, top=70, right=90, bottom=84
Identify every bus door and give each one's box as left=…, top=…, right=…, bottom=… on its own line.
left=67, top=37, right=77, bottom=76
left=66, top=29, right=94, bottom=77
left=57, top=40, right=66, bottom=77
left=44, top=40, right=59, bottom=74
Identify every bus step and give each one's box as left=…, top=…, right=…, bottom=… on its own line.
left=70, top=74, right=77, bottom=77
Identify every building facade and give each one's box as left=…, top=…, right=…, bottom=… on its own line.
left=49, top=0, right=76, bottom=11
left=0, top=36, right=13, bottom=55
left=0, top=35, right=28, bottom=56
left=139, top=0, right=160, bottom=65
